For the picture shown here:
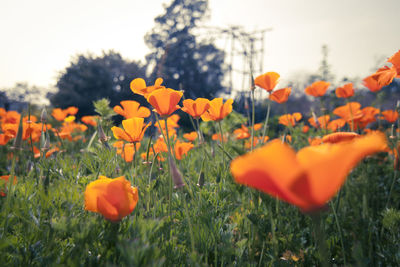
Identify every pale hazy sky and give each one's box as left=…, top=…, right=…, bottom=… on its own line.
left=0, top=0, right=399, bottom=90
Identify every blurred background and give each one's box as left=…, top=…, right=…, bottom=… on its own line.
left=0, top=0, right=399, bottom=118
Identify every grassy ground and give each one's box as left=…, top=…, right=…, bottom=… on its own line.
left=0, top=114, right=399, bottom=266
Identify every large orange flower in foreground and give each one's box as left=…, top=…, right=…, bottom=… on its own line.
left=147, top=88, right=183, bottom=117
left=305, top=81, right=330, bottom=97
left=181, top=98, right=210, bottom=119
left=113, top=100, right=151, bottom=119
left=130, top=77, right=165, bottom=98
left=254, top=72, right=280, bottom=92
left=230, top=132, right=387, bottom=212
left=111, top=117, right=151, bottom=143
left=201, top=98, right=233, bottom=122
left=85, top=176, right=138, bottom=221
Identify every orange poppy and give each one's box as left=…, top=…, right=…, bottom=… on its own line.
left=201, top=98, right=233, bottom=122
left=335, top=83, right=354, bottom=98
left=111, top=117, right=151, bottom=143
left=322, top=132, right=360, bottom=144
left=1, top=110, right=20, bottom=124
left=308, top=115, right=330, bottom=129
left=181, top=98, right=210, bottom=119
left=388, top=49, right=400, bottom=74
left=233, top=125, right=250, bottom=140
left=155, top=114, right=180, bottom=138
left=81, top=116, right=98, bottom=127
left=230, top=132, right=387, bottom=212
left=113, top=100, right=151, bottom=119
left=174, top=140, right=194, bottom=160
left=147, top=88, right=183, bottom=118
left=302, top=125, right=310, bottom=133
left=66, top=106, right=78, bottom=115
left=333, top=102, right=363, bottom=122
left=305, top=81, right=330, bottom=97
left=183, top=131, right=198, bottom=142
left=52, top=108, right=68, bottom=121
left=113, top=141, right=141, bottom=162
left=371, top=66, right=397, bottom=87
left=269, top=87, right=291, bottom=103
left=350, top=107, right=380, bottom=130
left=153, top=136, right=168, bottom=153
left=279, top=113, right=302, bottom=127
left=0, top=134, right=11, bottom=145
left=381, top=110, right=399, bottom=123
left=327, top=119, right=346, bottom=132
left=84, top=175, right=138, bottom=221
left=253, top=123, right=262, bottom=131
left=0, top=175, right=17, bottom=197
left=254, top=72, right=280, bottom=92
left=212, top=133, right=227, bottom=143
left=363, top=75, right=383, bottom=92
left=130, top=77, right=165, bottom=98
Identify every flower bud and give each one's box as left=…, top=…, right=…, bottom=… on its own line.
left=168, top=156, right=185, bottom=189
left=40, top=108, right=47, bottom=123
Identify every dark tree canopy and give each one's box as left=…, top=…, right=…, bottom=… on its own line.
left=145, top=0, right=226, bottom=99
left=50, top=51, right=146, bottom=116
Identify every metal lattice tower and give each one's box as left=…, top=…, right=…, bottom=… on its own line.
left=198, top=26, right=272, bottom=98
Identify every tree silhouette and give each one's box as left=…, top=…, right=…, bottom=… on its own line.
left=145, top=0, right=226, bottom=99
left=50, top=51, right=146, bottom=116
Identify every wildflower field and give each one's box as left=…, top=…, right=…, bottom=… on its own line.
left=0, top=50, right=400, bottom=266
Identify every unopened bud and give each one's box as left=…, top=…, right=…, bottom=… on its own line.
left=41, top=108, right=47, bottom=123
left=97, top=122, right=107, bottom=142
left=41, top=132, right=50, bottom=151
left=12, top=115, right=23, bottom=150
left=169, top=156, right=185, bottom=189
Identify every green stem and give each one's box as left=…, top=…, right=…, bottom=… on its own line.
left=250, top=89, right=255, bottom=151
left=385, top=169, right=397, bottom=209
left=217, top=121, right=225, bottom=168
left=262, top=97, right=271, bottom=143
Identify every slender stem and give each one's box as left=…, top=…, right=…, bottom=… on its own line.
left=155, top=114, right=173, bottom=215
left=385, top=169, right=397, bottom=209
left=262, top=97, right=271, bottom=143
left=217, top=121, right=225, bottom=167
left=195, top=118, right=204, bottom=144
left=163, top=117, right=174, bottom=215
left=330, top=201, right=347, bottom=265
left=250, top=89, right=255, bottom=151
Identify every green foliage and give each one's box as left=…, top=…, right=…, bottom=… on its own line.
left=0, top=117, right=399, bottom=266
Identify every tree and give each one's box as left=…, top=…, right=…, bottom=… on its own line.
left=50, top=51, right=146, bottom=116
left=145, top=0, right=226, bottom=99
